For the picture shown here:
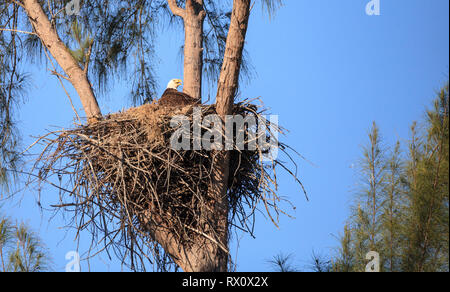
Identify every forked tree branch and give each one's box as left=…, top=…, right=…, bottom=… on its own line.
left=186, top=0, right=206, bottom=19
left=167, top=0, right=186, bottom=18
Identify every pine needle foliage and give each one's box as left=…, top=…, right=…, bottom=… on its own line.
left=333, top=83, right=449, bottom=272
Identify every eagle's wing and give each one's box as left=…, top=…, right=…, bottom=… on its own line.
left=159, top=89, right=199, bottom=107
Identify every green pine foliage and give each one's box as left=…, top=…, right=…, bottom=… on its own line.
left=0, top=14, right=28, bottom=192
left=68, top=20, right=94, bottom=69
left=401, top=84, right=449, bottom=272
left=332, top=224, right=354, bottom=272
left=381, top=142, right=405, bottom=271
left=333, top=83, right=449, bottom=272
left=0, top=216, right=51, bottom=272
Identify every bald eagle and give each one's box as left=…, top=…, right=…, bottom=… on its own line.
left=158, top=79, right=199, bottom=107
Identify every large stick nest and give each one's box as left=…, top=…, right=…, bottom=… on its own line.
left=32, top=99, right=305, bottom=271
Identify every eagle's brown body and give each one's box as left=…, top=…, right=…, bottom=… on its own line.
left=158, top=88, right=199, bottom=107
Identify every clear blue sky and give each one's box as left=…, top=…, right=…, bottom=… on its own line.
left=3, top=0, right=449, bottom=271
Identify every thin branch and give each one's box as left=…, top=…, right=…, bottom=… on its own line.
left=48, top=69, right=70, bottom=82
left=8, top=0, right=25, bottom=9
left=0, top=27, right=36, bottom=36
left=40, top=39, right=81, bottom=123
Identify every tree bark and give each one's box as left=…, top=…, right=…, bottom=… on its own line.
left=141, top=209, right=228, bottom=272
left=208, top=0, right=251, bottom=272
left=160, top=0, right=251, bottom=272
left=22, top=0, right=102, bottom=124
left=167, top=0, right=205, bottom=101
left=215, top=0, right=250, bottom=117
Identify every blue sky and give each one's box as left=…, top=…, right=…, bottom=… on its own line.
left=2, top=0, right=449, bottom=271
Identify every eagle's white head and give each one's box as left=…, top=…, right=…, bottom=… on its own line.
left=167, top=79, right=183, bottom=90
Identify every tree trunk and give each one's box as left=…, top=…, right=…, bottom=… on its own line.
left=183, top=0, right=205, bottom=101
left=167, top=0, right=205, bottom=102
left=215, top=0, right=250, bottom=117
left=208, top=0, right=251, bottom=272
left=141, top=209, right=227, bottom=272
left=162, top=0, right=251, bottom=272
left=22, top=0, right=102, bottom=124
